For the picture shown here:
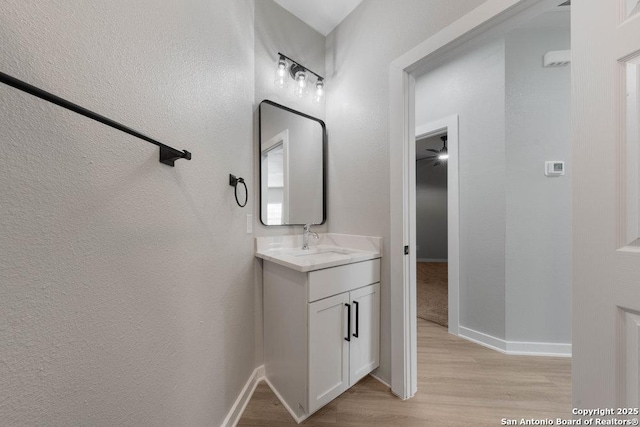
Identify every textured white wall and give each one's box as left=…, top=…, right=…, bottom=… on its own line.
left=415, top=38, right=507, bottom=339
left=325, top=0, right=488, bottom=383
left=254, top=0, right=327, bottom=230
left=0, top=0, right=256, bottom=424
left=252, top=0, right=327, bottom=367
left=254, top=1, right=326, bottom=122
left=504, top=17, right=571, bottom=344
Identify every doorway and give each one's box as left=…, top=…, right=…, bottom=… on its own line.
left=413, top=117, right=460, bottom=336
left=415, top=131, right=449, bottom=329
left=389, top=0, right=572, bottom=399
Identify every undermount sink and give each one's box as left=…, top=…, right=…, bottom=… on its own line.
left=255, top=234, right=382, bottom=272
left=283, top=247, right=358, bottom=257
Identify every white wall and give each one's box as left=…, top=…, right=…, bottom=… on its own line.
left=504, top=16, right=571, bottom=344
left=415, top=38, right=507, bottom=339
left=416, top=135, right=448, bottom=261
left=252, top=0, right=327, bottom=369
left=254, top=1, right=326, bottom=123
left=414, top=12, right=571, bottom=346
left=326, top=0, right=488, bottom=383
left=0, top=0, right=256, bottom=424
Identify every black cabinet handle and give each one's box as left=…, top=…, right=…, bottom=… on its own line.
left=353, top=301, right=359, bottom=338
left=345, top=303, right=351, bottom=342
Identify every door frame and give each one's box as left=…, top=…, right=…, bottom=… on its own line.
left=388, top=0, right=563, bottom=399
left=261, top=129, right=290, bottom=225
left=415, top=116, right=460, bottom=336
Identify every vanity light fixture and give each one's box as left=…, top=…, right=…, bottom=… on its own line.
left=293, top=68, right=308, bottom=98
left=274, top=55, right=289, bottom=88
left=312, top=79, right=324, bottom=104
left=274, top=52, right=325, bottom=102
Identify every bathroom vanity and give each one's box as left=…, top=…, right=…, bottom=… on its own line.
left=256, top=101, right=379, bottom=422
left=255, top=234, right=381, bottom=423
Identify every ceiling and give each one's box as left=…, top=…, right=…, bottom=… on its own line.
left=273, top=0, right=363, bottom=36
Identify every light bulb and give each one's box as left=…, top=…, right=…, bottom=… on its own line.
left=293, top=70, right=307, bottom=98
left=274, top=57, right=288, bottom=88
left=438, top=154, right=449, bottom=160
left=312, top=79, right=324, bottom=104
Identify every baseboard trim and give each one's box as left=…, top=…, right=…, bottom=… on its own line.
left=458, top=326, right=571, bottom=357
left=506, top=341, right=572, bottom=357
left=458, top=326, right=506, bottom=353
left=221, top=365, right=265, bottom=427
left=263, top=377, right=307, bottom=424
left=416, top=258, right=448, bottom=263
left=262, top=373, right=393, bottom=423
left=369, top=372, right=391, bottom=389
left=223, top=369, right=407, bottom=425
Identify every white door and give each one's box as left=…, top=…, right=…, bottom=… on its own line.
left=308, top=292, right=350, bottom=414
left=349, top=283, right=380, bottom=385
left=573, top=2, right=640, bottom=408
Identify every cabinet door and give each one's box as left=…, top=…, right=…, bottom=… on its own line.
left=349, top=283, right=380, bottom=385
left=308, top=292, right=350, bottom=414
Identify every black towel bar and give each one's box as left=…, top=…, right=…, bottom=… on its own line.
left=0, top=71, right=191, bottom=167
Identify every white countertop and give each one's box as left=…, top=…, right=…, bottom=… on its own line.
left=255, top=233, right=382, bottom=272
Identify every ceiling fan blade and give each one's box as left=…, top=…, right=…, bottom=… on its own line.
left=426, top=149, right=439, bottom=153
left=417, top=157, right=435, bottom=162
left=433, top=161, right=441, bottom=167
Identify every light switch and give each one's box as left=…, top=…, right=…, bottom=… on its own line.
left=246, top=214, right=253, bottom=234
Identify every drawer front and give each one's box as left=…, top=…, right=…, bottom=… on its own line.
left=308, top=259, right=380, bottom=302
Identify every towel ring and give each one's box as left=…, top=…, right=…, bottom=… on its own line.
left=229, top=174, right=248, bottom=208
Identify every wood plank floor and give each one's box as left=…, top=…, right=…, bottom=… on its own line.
left=238, top=319, right=571, bottom=426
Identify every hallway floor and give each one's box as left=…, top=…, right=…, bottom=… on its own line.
left=238, top=319, right=571, bottom=426
left=417, top=262, right=448, bottom=327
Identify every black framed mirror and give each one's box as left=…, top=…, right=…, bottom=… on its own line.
left=259, top=100, right=326, bottom=226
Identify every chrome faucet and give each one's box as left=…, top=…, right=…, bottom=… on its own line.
left=302, top=223, right=319, bottom=250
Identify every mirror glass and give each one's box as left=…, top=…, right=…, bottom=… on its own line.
left=259, top=100, right=326, bottom=226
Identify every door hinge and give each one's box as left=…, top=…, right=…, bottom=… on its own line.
left=404, top=245, right=409, bottom=255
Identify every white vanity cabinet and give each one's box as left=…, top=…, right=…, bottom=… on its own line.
left=308, top=282, right=380, bottom=413
left=263, top=257, right=380, bottom=422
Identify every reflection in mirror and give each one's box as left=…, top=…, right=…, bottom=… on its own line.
left=259, top=100, right=325, bottom=226
left=263, top=130, right=289, bottom=224
left=625, top=56, right=640, bottom=246
left=625, top=0, right=640, bottom=19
